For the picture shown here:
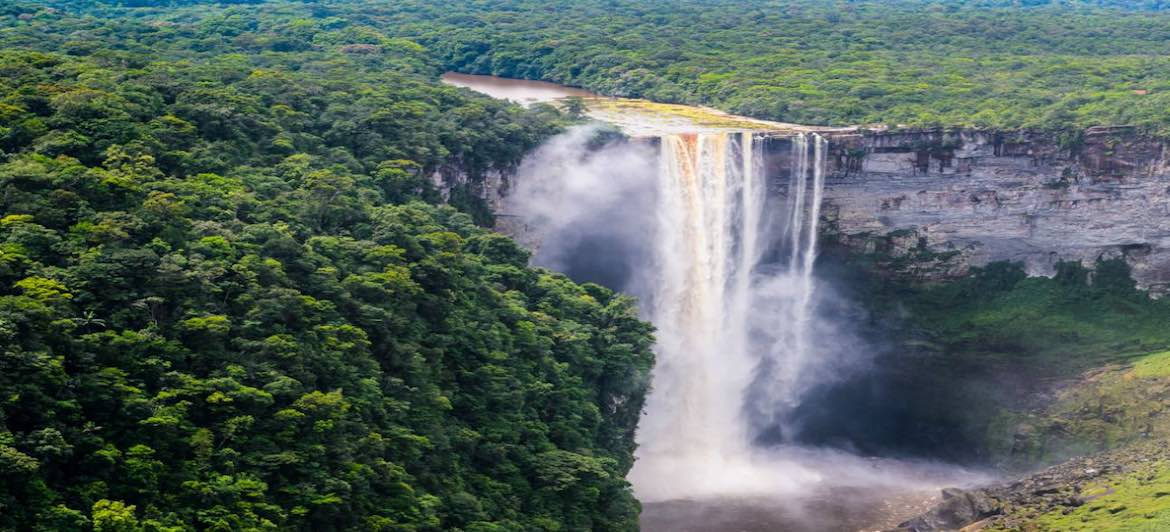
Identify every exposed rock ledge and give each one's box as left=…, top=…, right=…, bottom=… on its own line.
left=813, top=127, right=1170, bottom=294
left=468, top=125, right=1170, bottom=294
left=890, top=440, right=1170, bottom=531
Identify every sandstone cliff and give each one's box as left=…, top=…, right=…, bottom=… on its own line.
left=484, top=126, right=1170, bottom=294
left=806, top=127, right=1170, bottom=294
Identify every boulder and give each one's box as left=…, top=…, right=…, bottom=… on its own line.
left=895, top=488, right=1000, bottom=531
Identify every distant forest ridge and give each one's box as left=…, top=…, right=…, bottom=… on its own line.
left=15, top=0, right=1170, bottom=132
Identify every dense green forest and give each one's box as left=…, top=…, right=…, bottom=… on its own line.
left=8, top=0, right=1170, bottom=529
left=382, top=0, right=1170, bottom=132
left=17, top=0, right=1170, bottom=132
left=0, top=3, right=654, bottom=530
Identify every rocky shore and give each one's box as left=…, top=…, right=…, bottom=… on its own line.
left=892, top=440, right=1170, bottom=531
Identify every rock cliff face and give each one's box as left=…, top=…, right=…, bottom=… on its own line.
left=801, top=127, right=1170, bottom=294
left=485, top=126, right=1170, bottom=293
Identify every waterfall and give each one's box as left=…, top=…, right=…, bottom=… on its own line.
left=764, top=132, right=827, bottom=421
left=507, top=125, right=984, bottom=514
left=628, top=131, right=828, bottom=501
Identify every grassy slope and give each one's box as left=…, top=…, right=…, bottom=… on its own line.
left=990, top=349, right=1170, bottom=468
left=985, top=351, right=1170, bottom=529
left=1026, top=463, right=1170, bottom=531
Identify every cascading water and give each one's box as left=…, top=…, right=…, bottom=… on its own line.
left=628, top=131, right=828, bottom=501
left=760, top=132, right=827, bottom=424
left=448, top=72, right=990, bottom=526
left=507, top=124, right=985, bottom=524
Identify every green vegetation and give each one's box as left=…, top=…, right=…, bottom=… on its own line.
left=1000, top=453, right=1170, bottom=530
left=384, top=0, right=1170, bottom=133
left=859, top=257, right=1170, bottom=375
left=988, top=348, right=1170, bottom=469
left=0, top=4, right=654, bottom=531
left=19, top=0, right=1170, bottom=132
left=900, top=260, right=1170, bottom=365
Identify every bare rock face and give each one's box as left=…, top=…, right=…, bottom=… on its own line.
left=484, top=126, right=1170, bottom=294
left=815, top=127, right=1170, bottom=294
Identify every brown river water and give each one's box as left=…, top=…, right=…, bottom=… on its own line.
left=441, top=72, right=988, bottom=531
left=440, top=72, right=597, bottom=104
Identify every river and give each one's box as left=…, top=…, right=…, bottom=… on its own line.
left=440, top=72, right=598, bottom=104
left=441, top=72, right=822, bottom=136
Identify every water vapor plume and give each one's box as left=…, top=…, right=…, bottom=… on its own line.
left=506, top=125, right=658, bottom=294
left=506, top=126, right=982, bottom=508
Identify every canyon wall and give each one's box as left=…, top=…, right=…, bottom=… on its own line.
left=803, top=127, right=1170, bottom=294
left=480, top=126, right=1170, bottom=294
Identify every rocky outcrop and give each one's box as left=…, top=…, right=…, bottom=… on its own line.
left=891, top=440, right=1170, bottom=531
left=487, top=125, right=1170, bottom=293
left=807, top=127, right=1170, bottom=294
left=431, top=164, right=513, bottom=211
left=895, top=487, right=999, bottom=531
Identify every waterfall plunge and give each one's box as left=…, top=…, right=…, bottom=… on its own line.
left=627, top=131, right=829, bottom=501
left=767, top=132, right=827, bottom=420
left=507, top=125, right=987, bottom=515
left=506, top=126, right=837, bottom=501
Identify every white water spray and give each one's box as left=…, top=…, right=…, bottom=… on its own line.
left=506, top=126, right=986, bottom=507
left=762, top=133, right=827, bottom=422
left=628, top=131, right=829, bottom=501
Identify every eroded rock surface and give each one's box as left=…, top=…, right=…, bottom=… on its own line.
left=813, top=127, right=1170, bottom=294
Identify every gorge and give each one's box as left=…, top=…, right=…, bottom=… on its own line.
left=507, top=126, right=977, bottom=531
left=446, top=72, right=1170, bottom=530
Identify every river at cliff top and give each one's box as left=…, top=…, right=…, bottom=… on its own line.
left=441, top=72, right=988, bottom=532
left=441, top=71, right=833, bottom=136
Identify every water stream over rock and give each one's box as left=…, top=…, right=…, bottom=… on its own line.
left=629, top=131, right=830, bottom=501
left=444, top=72, right=986, bottom=531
